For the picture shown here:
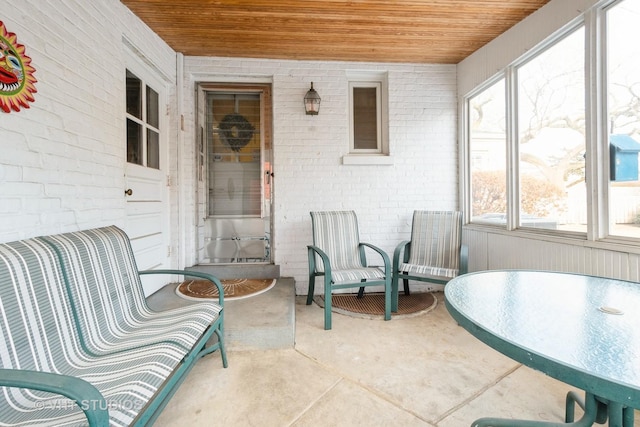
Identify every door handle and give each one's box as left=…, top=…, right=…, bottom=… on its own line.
left=124, top=189, right=133, bottom=196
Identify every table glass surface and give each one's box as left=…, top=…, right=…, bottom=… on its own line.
left=445, top=270, right=640, bottom=408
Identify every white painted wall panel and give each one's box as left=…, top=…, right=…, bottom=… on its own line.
left=463, top=228, right=640, bottom=284
left=0, top=0, right=176, bottom=242
left=183, top=59, right=459, bottom=294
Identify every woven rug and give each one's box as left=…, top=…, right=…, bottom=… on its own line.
left=175, top=278, right=276, bottom=301
left=313, top=292, right=437, bottom=319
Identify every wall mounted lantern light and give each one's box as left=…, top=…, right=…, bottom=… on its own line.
left=304, top=82, right=321, bottom=115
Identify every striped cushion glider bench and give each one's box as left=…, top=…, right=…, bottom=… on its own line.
left=0, top=226, right=227, bottom=426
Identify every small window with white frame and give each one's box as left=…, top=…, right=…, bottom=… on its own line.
left=350, top=81, right=382, bottom=153
left=346, top=72, right=389, bottom=160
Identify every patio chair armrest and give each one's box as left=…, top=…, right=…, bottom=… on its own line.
left=459, top=244, right=469, bottom=275
left=307, top=244, right=332, bottom=276
left=0, top=368, right=109, bottom=427
left=139, top=269, right=225, bottom=305
left=359, top=242, right=391, bottom=273
left=392, top=240, right=411, bottom=270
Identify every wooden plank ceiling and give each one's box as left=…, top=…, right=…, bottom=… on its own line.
left=120, top=0, right=550, bottom=64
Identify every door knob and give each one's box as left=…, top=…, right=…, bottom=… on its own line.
left=124, top=189, right=133, bottom=196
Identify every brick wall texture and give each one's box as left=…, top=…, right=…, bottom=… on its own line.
left=1, top=0, right=458, bottom=294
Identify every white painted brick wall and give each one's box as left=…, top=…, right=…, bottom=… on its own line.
left=1, top=0, right=460, bottom=295
left=184, top=58, right=458, bottom=294
left=4, top=0, right=636, bottom=298
left=0, top=0, right=176, bottom=242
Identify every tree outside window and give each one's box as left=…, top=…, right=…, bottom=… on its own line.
left=516, top=27, right=586, bottom=232
left=468, top=0, right=640, bottom=240
left=469, top=29, right=586, bottom=231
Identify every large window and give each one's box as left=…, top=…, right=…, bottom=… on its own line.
left=469, top=79, right=507, bottom=226
left=468, top=28, right=586, bottom=233
left=465, top=0, right=640, bottom=243
left=516, top=28, right=586, bottom=232
left=607, top=0, right=640, bottom=239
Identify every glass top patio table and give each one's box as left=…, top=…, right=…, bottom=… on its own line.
left=444, top=270, right=640, bottom=426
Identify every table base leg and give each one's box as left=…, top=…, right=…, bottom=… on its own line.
left=472, top=392, right=599, bottom=427
left=566, top=391, right=635, bottom=427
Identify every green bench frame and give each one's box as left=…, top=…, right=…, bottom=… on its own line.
left=0, top=226, right=227, bottom=426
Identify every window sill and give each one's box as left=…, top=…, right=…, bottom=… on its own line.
left=342, top=155, right=394, bottom=165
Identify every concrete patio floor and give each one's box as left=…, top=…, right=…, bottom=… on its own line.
left=149, top=279, right=639, bottom=427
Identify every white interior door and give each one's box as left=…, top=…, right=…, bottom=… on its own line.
left=124, top=58, right=170, bottom=296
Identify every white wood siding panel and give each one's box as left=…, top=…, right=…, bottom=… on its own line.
left=463, top=228, right=640, bottom=283
left=457, top=0, right=600, bottom=97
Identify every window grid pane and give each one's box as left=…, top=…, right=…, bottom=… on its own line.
left=126, top=71, right=141, bottom=119
left=353, top=87, right=378, bottom=150
left=516, top=28, right=586, bottom=232
left=127, top=118, right=143, bottom=165
left=146, top=85, right=159, bottom=129
left=607, top=0, right=640, bottom=239
left=147, top=129, right=159, bottom=169
left=469, top=79, right=507, bottom=226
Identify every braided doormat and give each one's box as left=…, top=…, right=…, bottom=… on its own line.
left=175, top=278, right=276, bottom=301
left=313, top=292, right=437, bottom=319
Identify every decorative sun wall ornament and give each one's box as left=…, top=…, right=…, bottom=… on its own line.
left=0, top=21, right=37, bottom=113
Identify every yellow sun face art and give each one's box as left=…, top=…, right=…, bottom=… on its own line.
left=0, top=21, right=37, bottom=113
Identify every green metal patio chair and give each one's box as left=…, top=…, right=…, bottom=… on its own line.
left=392, top=210, right=468, bottom=311
left=307, top=210, right=392, bottom=330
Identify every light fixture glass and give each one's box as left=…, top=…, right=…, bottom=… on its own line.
left=304, top=82, right=321, bottom=115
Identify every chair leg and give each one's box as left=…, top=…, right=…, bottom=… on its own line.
left=384, top=277, right=391, bottom=321
left=565, top=390, right=583, bottom=422
left=357, top=279, right=366, bottom=299
left=214, top=327, right=228, bottom=368
left=403, top=273, right=410, bottom=296
left=324, top=287, right=332, bottom=330
left=306, top=274, right=316, bottom=305
left=391, top=272, right=399, bottom=312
